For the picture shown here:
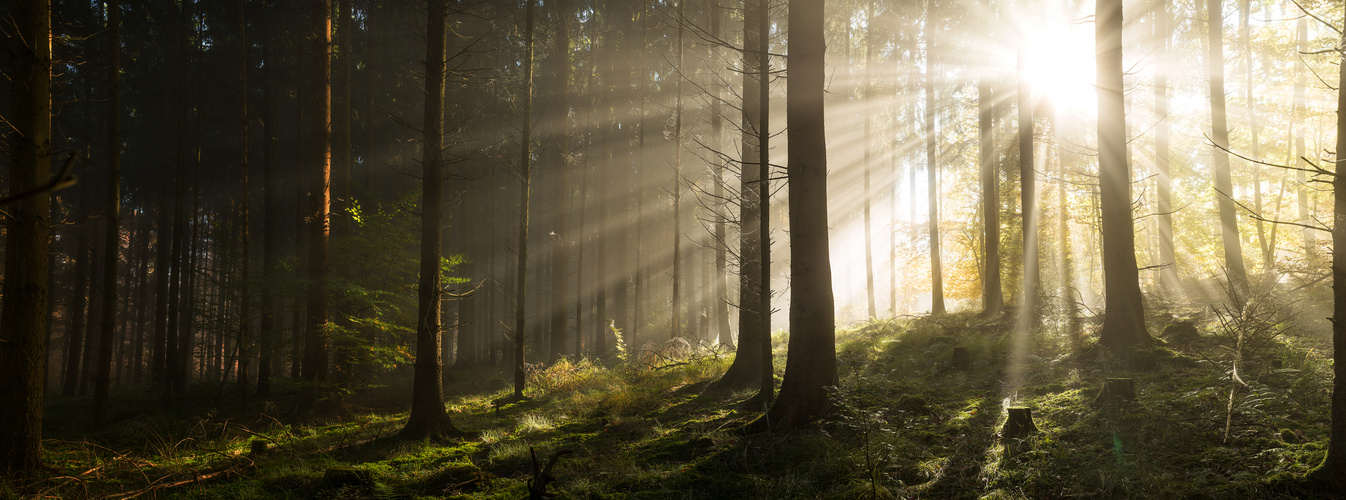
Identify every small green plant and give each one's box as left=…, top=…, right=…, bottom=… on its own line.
left=827, top=383, right=896, bottom=499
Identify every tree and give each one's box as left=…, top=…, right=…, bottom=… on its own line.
left=979, top=77, right=1003, bottom=316
left=1017, top=41, right=1038, bottom=319
left=303, top=0, right=333, bottom=402
left=401, top=0, right=459, bottom=439
left=713, top=0, right=768, bottom=391
left=924, top=0, right=944, bottom=315
left=513, top=0, right=536, bottom=399
left=671, top=0, right=685, bottom=340
left=1095, top=0, right=1149, bottom=351
left=546, top=0, right=572, bottom=363
left=1153, top=0, right=1179, bottom=294
left=1207, top=0, right=1249, bottom=296
left=0, top=0, right=52, bottom=473
left=92, top=0, right=123, bottom=427
left=861, top=0, right=877, bottom=319
left=236, top=0, right=253, bottom=410
left=1304, top=7, right=1346, bottom=492
left=758, top=0, right=836, bottom=430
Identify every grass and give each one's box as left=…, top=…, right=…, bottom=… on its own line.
left=4, top=310, right=1337, bottom=499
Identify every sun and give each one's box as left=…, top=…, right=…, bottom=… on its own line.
left=1019, top=18, right=1097, bottom=116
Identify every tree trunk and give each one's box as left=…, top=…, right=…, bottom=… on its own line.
left=236, top=0, right=253, bottom=409
left=671, top=0, right=685, bottom=341
left=547, top=0, right=571, bottom=363
left=979, top=77, right=1003, bottom=316
left=1306, top=8, right=1346, bottom=491
left=863, top=0, right=876, bottom=319
left=513, top=0, right=536, bottom=398
left=760, top=0, right=836, bottom=430
left=63, top=191, right=91, bottom=397
left=714, top=0, right=766, bottom=391
left=303, top=0, right=332, bottom=402
left=924, top=4, right=944, bottom=315
left=1154, top=0, right=1180, bottom=294
left=401, top=0, right=458, bottom=438
left=0, top=0, right=51, bottom=473
left=92, top=0, right=122, bottom=426
left=755, top=0, right=772, bottom=402
left=258, top=0, right=281, bottom=398
left=1096, top=0, right=1150, bottom=350
left=1207, top=0, right=1249, bottom=296
left=1294, top=17, right=1312, bottom=261
left=1017, top=42, right=1038, bottom=319
left=710, top=1, right=732, bottom=345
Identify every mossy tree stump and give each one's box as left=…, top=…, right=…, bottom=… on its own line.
left=1093, top=378, right=1136, bottom=407
left=950, top=347, right=972, bottom=371
left=1002, top=407, right=1038, bottom=439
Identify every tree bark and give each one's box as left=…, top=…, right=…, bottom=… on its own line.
left=513, top=0, right=536, bottom=398
left=0, top=0, right=52, bottom=472
left=760, top=0, right=836, bottom=429
left=924, top=3, right=944, bottom=315
left=401, top=0, right=458, bottom=438
left=979, top=77, right=1003, bottom=315
left=92, top=0, right=122, bottom=426
left=236, top=0, right=253, bottom=409
left=713, top=0, right=765, bottom=391
left=1154, top=0, right=1179, bottom=294
left=546, top=0, right=571, bottom=363
left=1096, top=0, right=1150, bottom=350
left=863, top=0, right=876, bottom=319
left=1017, top=42, right=1038, bottom=319
left=303, top=0, right=332, bottom=402
left=1207, top=0, right=1249, bottom=296
left=1306, top=7, right=1346, bottom=491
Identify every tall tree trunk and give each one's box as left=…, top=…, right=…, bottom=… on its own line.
left=236, top=0, right=253, bottom=409
left=979, top=77, right=1003, bottom=315
left=401, top=0, right=458, bottom=438
left=547, top=0, right=571, bottom=362
left=1294, top=17, right=1312, bottom=261
left=92, top=0, right=122, bottom=426
left=258, top=0, right=280, bottom=398
left=1017, top=42, right=1038, bottom=319
left=671, top=0, right=685, bottom=341
left=924, top=3, right=944, bottom=315
left=863, top=0, right=876, bottom=319
left=1154, top=0, right=1179, bottom=294
left=303, top=0, right=332, bottom=402
left=514, top=0, right=536, bottom=398
left=0, top=0, right=52, bottom=473
left=714, top=0, right=765, bottom=390
left=760, top=0, right=835, bottom=430
left=1306, top=7, right=1346, bottom=491
left=1096, top=0, right=1150, bottom=350
left=63, top=190, right=91, bottom=397
left=710, top=0, right=733, bottom=345
left=755, top=0, right=772, bottom=402
left=1207, top=0, right=1248, bottom=296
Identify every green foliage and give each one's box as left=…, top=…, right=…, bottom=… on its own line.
left=13, top=313, right=1338, bottom=499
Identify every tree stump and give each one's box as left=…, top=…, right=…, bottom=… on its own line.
left=1093, top=378, right=1136, bottom=407
left=1002, top=407, right=1038, bottom=439
left=950, top=347, right=972, bottom=371
left=249, top=439, right=268, bottom=456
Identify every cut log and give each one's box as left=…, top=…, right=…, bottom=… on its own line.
left=1093, top=378, right=1136, bottom=407
left=1002, top=407, right=1038, bottom=439
left=950, top=347, right=971, bottom=371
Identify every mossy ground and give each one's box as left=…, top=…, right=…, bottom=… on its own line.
left=5, top=310, right=1334, bottom=499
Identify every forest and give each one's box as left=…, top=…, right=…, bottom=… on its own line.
left=4, top=0, right=1346, bottom=497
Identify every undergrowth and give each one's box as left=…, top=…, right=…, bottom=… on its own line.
left=3, top=311, right=1335, bottom=499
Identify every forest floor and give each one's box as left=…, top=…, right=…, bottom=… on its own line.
left=5, top=306, right=1340, bottom=499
